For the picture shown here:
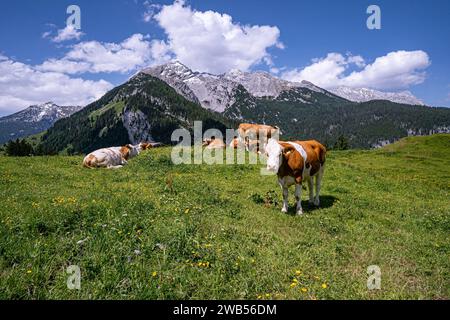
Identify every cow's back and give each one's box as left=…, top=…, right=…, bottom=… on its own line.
left=295, top=140, right=326, bottom=175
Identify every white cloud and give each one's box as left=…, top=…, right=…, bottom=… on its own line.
left=43, top=25, right=85, bottom=43
left=283, top=53, right=352, bottom=88
left=152, top=0, right=283, bottom=74
left=282, top=50, right=430, bottom=90
left=0, top=56, right=113, bottom=115
left=37, top=2, right=282, bottom=76
left=142, top=1, right=162, bottom=22
left=37, top=59, right=91, bottom=74
left=37, top=34, right=170, bottom=74
left=342, top=51, right=430, bottom=89
left=41, top=31, right=53, bottom=39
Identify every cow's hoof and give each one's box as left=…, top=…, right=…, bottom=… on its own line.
left=296, top=210, right=304, bottom=216
left=281, top=207, right=288, bottom=213
left=314, top=200, right=320, bottom=207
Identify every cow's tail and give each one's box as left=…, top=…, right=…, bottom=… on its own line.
left=83, top=155, right=97, bottom=169
left=319, top=145, right=327, bottom=166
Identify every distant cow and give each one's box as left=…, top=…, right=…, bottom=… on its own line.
left=229, top=137, right=240, bottom=149
left=202, top=137, right=226, bottom=149
left=238, top=123, right=280, bottom=152
left=265, top=138, right=326, bottom=215
left=83, top=142, right=151, bottom=169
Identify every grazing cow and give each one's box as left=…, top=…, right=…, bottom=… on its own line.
left=238, top=123, right=280, bottom=152
left=202, top=137, right=226, bottom=149
left=265, top=138, right=326, bottom=215
left=83, top=142, right=151, bottom=169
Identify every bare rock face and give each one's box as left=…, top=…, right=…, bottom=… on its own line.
left=328, top=86, right=425, bottom=106
left=122, top=108, right=154, bottom=144
left=142, top=62, right=239, bottom=112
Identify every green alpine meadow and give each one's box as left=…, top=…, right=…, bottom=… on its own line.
left=1, top=134, right=448, bottom=300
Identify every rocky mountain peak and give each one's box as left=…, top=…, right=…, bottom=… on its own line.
left=140, top=62, right=427, bottom=111
left=328, top=86, right=425, bottom=105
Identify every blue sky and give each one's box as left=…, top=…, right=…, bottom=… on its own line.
left=0, top=0, right=449, bottom=115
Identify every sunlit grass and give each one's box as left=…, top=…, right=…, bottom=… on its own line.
left=0, top=134, right=449, bottom=299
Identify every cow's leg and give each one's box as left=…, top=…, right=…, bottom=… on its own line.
left=314, top=166, right=324, bottom=207
left=295, top=183, right=303, bottom=215
left=107, top=165, right=123, bottom=169
left=279, top=179, right=289, bottom=213
left=308, top=177, right=314, bottom=205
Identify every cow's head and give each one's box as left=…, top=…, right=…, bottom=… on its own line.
left=126, top=144, right=141, bottom=159
left=139, top=142, right=152, bottom=151
left=202, top=137, right=215, bottom=147
left=265, top=138, right=283, bottom=172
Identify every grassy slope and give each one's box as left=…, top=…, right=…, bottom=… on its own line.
left=88, top=101, right=125, bottom=121
left=0, top=134, right=448, bottom=300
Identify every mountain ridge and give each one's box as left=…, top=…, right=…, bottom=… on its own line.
left=8, top=62, right=449, bottom=153
left=329, top=86, right=425, bottom=106
left=143, top=61, right=426, bottom=108
left=38, top=73, right=233, bottom=154
left=0, top=102, right=82, bottom=144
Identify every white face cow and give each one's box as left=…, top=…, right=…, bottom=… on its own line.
left=125, top=144, right=140, bottom=159
left=129, top=142, right=151, bottom=159
left=265, top=138, right=283, bottom=173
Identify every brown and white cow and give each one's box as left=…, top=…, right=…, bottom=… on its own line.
left=265, top=138, right=326, bottom=215
left=238, top=123, right=280, bottom=152
left=83, top=142, right=151, bottom=169
left=202, top=137, right=226, bottom=149
left=229, top=137, right=240, bottom=149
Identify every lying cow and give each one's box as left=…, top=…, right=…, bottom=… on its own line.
left=238, top=123, right=280, bottom=152
left=202, top=137, right=226, bottom=149
left=265, top=138, right=326, bottom=215
left=83, top=142, right=151, bottom=169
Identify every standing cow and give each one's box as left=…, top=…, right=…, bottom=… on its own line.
left=265, top=138, right=326, bottom=215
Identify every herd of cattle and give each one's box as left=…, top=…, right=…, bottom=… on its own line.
left=83, top=123, right=326, bottom=215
